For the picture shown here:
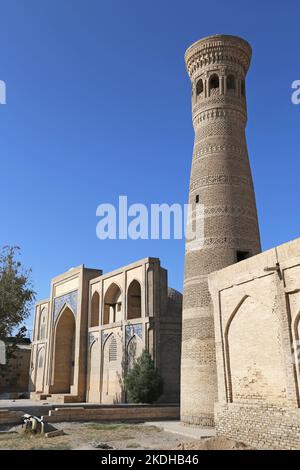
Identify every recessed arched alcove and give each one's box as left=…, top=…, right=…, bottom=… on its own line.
left=127, top=280, right=142, bottom=320
left=101, top=333, right=122, bottom=403
left=90, top=291, right=100, bottom=327
left=225, top=296, right=287, bottom=405
left=53, top=306, right=76, bottom=393
left=35, top=346, right=45, bottom=392
left=103, top=283, right=122, bottom=325
left=38, top=307, right=47, bottom=340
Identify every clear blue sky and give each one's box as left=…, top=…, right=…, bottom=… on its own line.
left=0, top=0, right=299, bottom=334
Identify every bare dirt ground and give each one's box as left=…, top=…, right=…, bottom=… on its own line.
left=0, top=422, right=193, bottom=450
left=0, top=422, right=250, bottom=450
left=174, top=437, right=251, bottom=450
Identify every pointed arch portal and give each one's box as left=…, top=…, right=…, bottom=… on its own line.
left=53, top=306, right=76, bottom=393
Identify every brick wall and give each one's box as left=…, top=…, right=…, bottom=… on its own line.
left=44, top=405, right=180, bottom=423
left=215, top=402, right=300, bottom=450
left=209, top=238, right=300, bottom=449
left=181, top=34, right=261, bottom=426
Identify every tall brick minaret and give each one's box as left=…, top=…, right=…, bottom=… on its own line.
left=181, top=35, right=261, bottom=426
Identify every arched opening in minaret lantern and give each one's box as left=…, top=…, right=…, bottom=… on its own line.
left=208, top=74, right=220, bottom=95
left=196, top=78, right=204, bottom=97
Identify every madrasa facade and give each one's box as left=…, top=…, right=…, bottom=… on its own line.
left=29, top=258, right=182, bottom=404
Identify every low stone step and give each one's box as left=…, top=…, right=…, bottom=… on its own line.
left=30, top=392, right=51, bottom=401
left=46, top=394, right=81, bottom=404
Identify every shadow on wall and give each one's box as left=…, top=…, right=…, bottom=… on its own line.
left=115, top=334, right=139, bottom=404
left=0, top=341, right=6, bottom=365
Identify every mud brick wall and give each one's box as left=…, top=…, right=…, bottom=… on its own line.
left=209, top=238, right=300, bottom=450
left=215, top=403, right=300, bottom=450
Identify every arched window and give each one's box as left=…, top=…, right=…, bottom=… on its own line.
left=90, top=292, right=100, bottom=327
left=196, top=78, right=203, bottom=96
left=241, top=80, right=246, bottom=97
left=227, top=74, right=236, bottom=92
left=38, top=351, right=44, bottom=368
left=103, top=283, right=122, bottom=325
left=209, top=74, right=219, bottom=95
left=109, top=335, right=117, bottom=362
left=127, top=280, right=142, bottom=320
left=38, top=307, right=47, bottom=340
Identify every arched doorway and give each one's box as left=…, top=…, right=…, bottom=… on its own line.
left=53, top=306, right=76, bottom=393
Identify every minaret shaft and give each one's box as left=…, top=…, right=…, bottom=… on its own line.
left=181, top=35, right=261, bottom=426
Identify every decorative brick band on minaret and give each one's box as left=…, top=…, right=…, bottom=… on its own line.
left=181, top=35, right=261, bottom=426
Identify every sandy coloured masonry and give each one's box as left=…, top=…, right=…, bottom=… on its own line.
left=27, top=34, right=300, bottom=450
left=181, top=34, right=260, bottom=426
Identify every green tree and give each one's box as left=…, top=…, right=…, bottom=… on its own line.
left=125, top=350, right=163, bottom=403
left=0, top=246, right=35, bottom=377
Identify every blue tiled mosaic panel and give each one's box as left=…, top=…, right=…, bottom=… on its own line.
left=89, top=332, right=97, bottom=347
left=53, top=290, right=78, bottom=320
left=125, top=323, right=143, bottom=344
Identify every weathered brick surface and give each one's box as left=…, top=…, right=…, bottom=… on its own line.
left=181, top=34, right=261, bottom=425
left=215, top=403, right=300, bottom=450
left=209, top=238, right=300, bottom=449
